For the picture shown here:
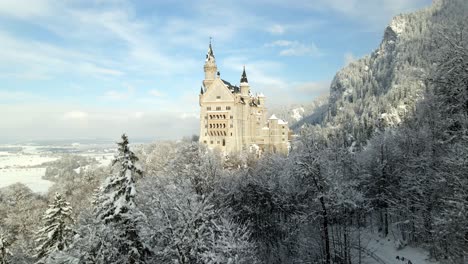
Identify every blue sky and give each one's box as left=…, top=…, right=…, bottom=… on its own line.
left=0, top=0, right=432, bottom=142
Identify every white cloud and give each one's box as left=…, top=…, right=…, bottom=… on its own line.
left=79, top=63, right=123, bottom=76
left=0, top=90, right=44, bottom=102
left=267, top=24, right=286, bottom=35
left=148, top=89, right=163, bottom=97
left=265, top=40, right=294, bottom=47
left=0, top=0, right=54, bottom=19
left=134, top=112, right=144, bottom=119
left=179, top=112, right=199, bottom=119
left=104, top=90, right=129, bottom=100
left=103, top=86, right=135, bottom=100
left=222, top=56, right=286, bottom=89
left=256, top=0, right=431, bottom=32
left=63, top=111, right=88, bottom=120
left=266, top=40, right=323, bottom=57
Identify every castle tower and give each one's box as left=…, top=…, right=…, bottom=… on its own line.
left=198, top=44, right=290, bottom=155
left=240, top=66, right=250, bottom=96
left=203, top=41, right=217, bottom=89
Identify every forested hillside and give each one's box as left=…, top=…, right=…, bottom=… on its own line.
left=316, top=0, right=467, bottom=147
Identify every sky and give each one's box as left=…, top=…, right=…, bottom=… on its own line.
left=0, top=0, right=433, bottom=143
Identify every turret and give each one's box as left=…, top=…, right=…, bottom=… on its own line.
left=203, top=40, right=217, bottom=88
left=258, top=92, right=265, bottom=106
left=240, top=66, right=250, bottom=96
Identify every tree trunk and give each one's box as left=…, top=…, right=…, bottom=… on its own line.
left=320, top=196, right=331, bottom=264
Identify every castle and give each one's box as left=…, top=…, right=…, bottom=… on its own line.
left=198, top=42, right=290, bottom=154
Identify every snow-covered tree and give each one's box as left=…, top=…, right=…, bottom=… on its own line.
left=0, top=232, right=11, bottom=264
left=34, top=193, right=73, bottom=264
left=90, top=134, right=149, bottom=264
left=137, top=175, right=256, bottom=264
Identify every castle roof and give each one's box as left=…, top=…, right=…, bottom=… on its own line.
left=205, top=40, right=215, bottom=63
left=240, top=66, right=248, bottom=83
left=222, top=79, right=240, bottom=93
left=278, top=119, right=288, bottom=125
left=269, top=114, right=278, bottom=120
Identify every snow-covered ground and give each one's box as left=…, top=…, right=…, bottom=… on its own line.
left=0, top=143, right=115, bottom=193
left=0, top=151, right=59, bottom=193
left=361, top=231, right=438, bottom=264
left=0, top=167, right=53, bottom=193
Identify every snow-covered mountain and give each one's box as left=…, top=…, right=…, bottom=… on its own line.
left=298, top=0, right=466, bottom=145
left=270, top=94, right=328, bottom=129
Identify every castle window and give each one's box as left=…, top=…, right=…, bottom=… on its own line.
left=231, top=133, right=232, bottom=136
left=210, top=141, right=213, bottom=144
left=207, top=107, right=211, bottom=110
left=217, top=141, right=220, bottom=144
left=216, top=96, right=221, bottom=99
left=204, top=140, right=207, bottom=143
left=282, top=126, right=285, bottom=129
left=222, top=139, right=225, bottom=146
left=282, top=138, right=285, bottom=141
left=223, top=115, right=226, bottom=119
left=282, top=132, right=285, bottom=135
left=230, top=115, right=233, bottom=119
left=226, top=106, right=231, bottom=110
left=205, top=115, right=207, bottom=119
left=216, top=107, right=221, bottom=110
left=230, top=124, right=233, bottom=128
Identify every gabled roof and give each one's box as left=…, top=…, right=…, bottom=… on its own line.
left=222, top=79, right=240, bottom=93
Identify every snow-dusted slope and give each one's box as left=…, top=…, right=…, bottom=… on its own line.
left=270, top=94, right=328, bottom=129
left=313, top=0, right=466, bottom=145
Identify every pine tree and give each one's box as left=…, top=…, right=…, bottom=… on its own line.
left=34, top=193, right=73, bottom=264
left=92, top=133, right=149, bottom=264
left=0, top=232, right=10, bottom=264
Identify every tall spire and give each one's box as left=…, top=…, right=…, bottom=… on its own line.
left=206, top=37, right=215, bottom=63
left=240, top=65, right=248, bottom=83
left=203, top=38, right=217, bottom=88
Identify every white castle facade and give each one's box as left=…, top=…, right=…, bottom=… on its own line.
left=199, top=42, right=290, bottom=154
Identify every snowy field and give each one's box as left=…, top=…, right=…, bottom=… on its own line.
left=0, top=143, right=115, bottom=193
